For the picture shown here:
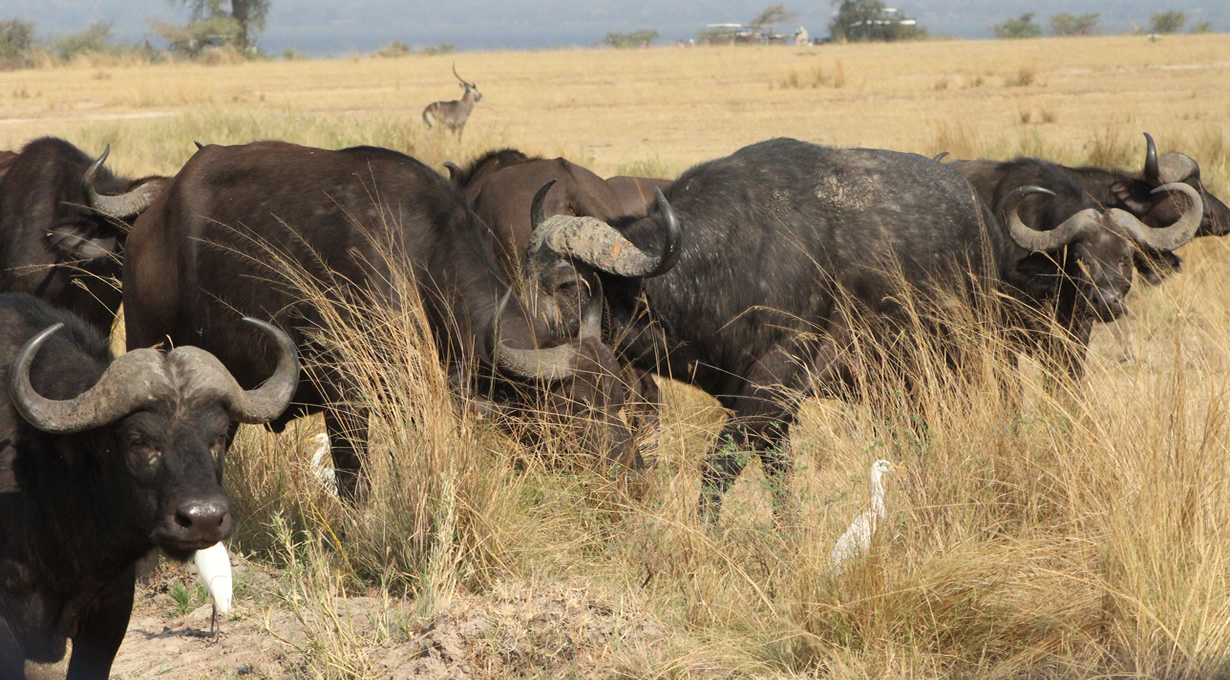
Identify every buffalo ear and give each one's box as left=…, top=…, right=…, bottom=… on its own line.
left=1110, top=178, right=1157, bottom=215
left=1133, top=250, right=1182, bottom=286
left=45, top=226, right=119, bottom=261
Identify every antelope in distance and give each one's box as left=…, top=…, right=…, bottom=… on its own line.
left=422, top=64, right=483, bottom=139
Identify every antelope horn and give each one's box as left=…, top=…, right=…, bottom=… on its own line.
left=168, top=318, right=300, bottom=424
left=491, top=288, right=581, bottom=382
left=9, top=324, right=170, bottom=434
left=933, top=151, right=949, bottom=162
left=1108, top=182, right=1203, bottom=252
left=83, top=144, right=163, bottom=218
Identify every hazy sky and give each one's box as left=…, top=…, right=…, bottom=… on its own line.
left=10, top=0, right=1227, bottom=55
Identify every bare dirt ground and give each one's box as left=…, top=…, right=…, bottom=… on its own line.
left=88, top=555, right=685, bottom=680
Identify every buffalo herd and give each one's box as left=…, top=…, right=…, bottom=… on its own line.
left=0, top=127, right=1224, bottom=675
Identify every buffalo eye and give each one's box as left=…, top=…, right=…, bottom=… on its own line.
left=128, top=433, right=162, bottom=468
left=210, top=432, right=228, bottom=463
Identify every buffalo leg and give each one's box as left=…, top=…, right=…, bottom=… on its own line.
left=65, top=564, right=135, bottom=680
left=323, top=406, right=367, bottom=503
left=698, top=347, right=805, bottom=525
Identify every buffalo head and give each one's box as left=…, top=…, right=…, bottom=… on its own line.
left=1001, top=181, right=1202, bottom=321
left=522, top=180, right=680, bottom=337
left=491, top=279, right=638, bottom=467
left=9, top=318, right=297, bottom=558
left=1107, top=133, right=1230, bottom=239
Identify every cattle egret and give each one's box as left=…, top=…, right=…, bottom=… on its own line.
left=829, top=459, right=906, bottom=575
left=306, top=432, right=338, bottom=494
left=194, top=541, right=233, bottom=634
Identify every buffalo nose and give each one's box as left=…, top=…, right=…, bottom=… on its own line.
left=174, top=499, right=231, bottom=536
left=1095, top=293, right=1126, bottom=321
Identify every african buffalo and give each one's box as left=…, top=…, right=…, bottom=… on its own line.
left=123, top=141, right=639, bottom=502
left=952, top=144, right=1203, bottom=377
left=0, top=138, right=164, bottom=332
left=447, top=149, right=630, bottom=277
left=0, top=293, right=297, bottom=679
left=447, top=149, right=681, bottom=434
left=1067, top=133, right=1228, bottom=282
left=530, top=137, right=1198, bottom=523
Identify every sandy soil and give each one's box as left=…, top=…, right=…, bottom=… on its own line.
left=59, top=554, right=690, bottom=680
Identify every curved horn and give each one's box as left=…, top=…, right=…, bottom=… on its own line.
left=169, top=318, right=298, bottom=424
left=490, top=288, right=581, bottom=382
left=1108, top=182, right=1203, bottom=252
left=527, top=188, right=680, bottom=279
left=83, top=144, right=162, bottom=218
left=9, top=324, right=169, bottom=434
left=442, top=161, right=463, bottom=182
left=452, top=62, right=469, bottom=85
left=1157, top=152, right=1198, bottom=184
left=643, top=186, right=681, bottom=278
left=1001, top=185, right=1099, bottom=252
left=579, top=278, right=603, bottom=342
left=1143, top=132, right=1159, bottom=182
left=933, top=151, right=949, bottom=162
left=531, top=179, right=557, bottom=231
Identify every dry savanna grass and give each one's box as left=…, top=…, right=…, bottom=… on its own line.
left=11, top=34, right=1230, bottom=679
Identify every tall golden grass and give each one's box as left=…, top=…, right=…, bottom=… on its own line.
left=10, top=35, right=1230, bottom=677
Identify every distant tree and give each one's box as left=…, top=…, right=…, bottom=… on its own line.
left=1050, top=13, right=1099, bottom=36
left=0, top=18, right=35, bottom=70
left=149, top=14, right=242, bottom=57
left=1189, top=20, right=1213, bottom=34
left=748, top=4, right=798, bottom=33
left=600, top=29, right=659, bottom=48
left=52, top=21, right=115, bottom=60
left=170, top=0, right=269, bottom=49
left=830, top=0, right=883, bottom=41
left=830, top=0, right=925, bottom=42
left=374, top=39, right=412, bottom=58
left=993, top=13, right=1042, bottom=39
left=1149, top=10, right=1187, bottom=34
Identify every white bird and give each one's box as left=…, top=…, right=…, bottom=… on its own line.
left=194, top=541, right=233, bottom=634
left=829, top=459, right=906, bottom=576
left=306, top=432, right=338, bottom=495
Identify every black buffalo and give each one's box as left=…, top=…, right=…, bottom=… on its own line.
left=0, top=293, right=297, bottom=679
left=0, top=138, right=164, bottom=332
left=564, top=138, right=1010, bottom=521
left=530, top=137, right=1198, bottom=522
left=1060, top=133, right=1228, bottom=282
left=123, top=141, right=640, bottom=501
left=952, top=139, right=1203, bottom=377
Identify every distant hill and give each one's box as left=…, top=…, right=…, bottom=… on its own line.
left=7, top=0, right=1226, bottom=56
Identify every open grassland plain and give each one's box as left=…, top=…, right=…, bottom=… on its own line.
left=12, top=34, right=1230, bottom=679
